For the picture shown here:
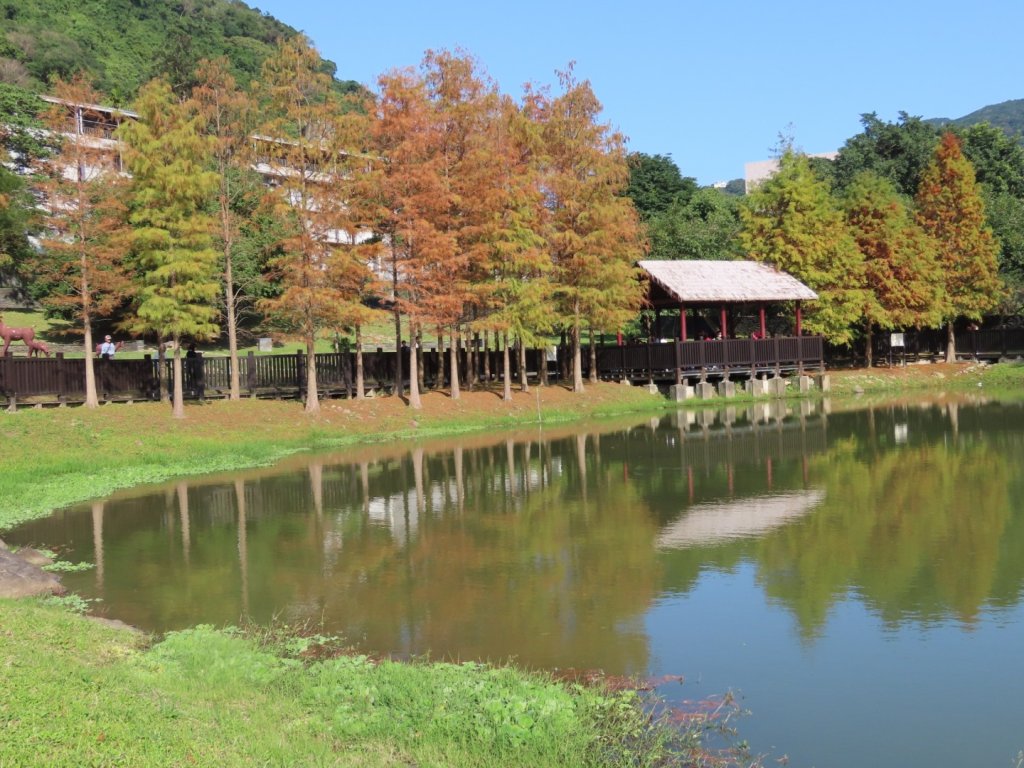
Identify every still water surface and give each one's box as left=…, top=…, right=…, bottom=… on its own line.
left=10, top=397, right=1024, bottom=767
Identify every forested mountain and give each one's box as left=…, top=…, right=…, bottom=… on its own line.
left=0, top=0, right=359, bottom=102
left=927, top=99, right=1024, bottom=137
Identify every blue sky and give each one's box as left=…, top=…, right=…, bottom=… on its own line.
left=252, top=0, right=1023, bottom=185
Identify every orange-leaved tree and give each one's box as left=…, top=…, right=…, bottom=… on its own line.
left=37, top=75, right=132, bottom=408
left=533, top=67, right=646, bottom=393
left=916, top=132, right=1003, bottom=362
left=370, top=66, right=452, bottom=409
left=478, top=93, right=552, bottom=401
left=253, top=37, right=363, bottom=414
left=421, top=50, right=506, bottom=398
left=843, top=171, right=943, bottom=366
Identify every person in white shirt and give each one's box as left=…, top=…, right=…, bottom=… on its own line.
left=100, top=335, right=117, bottom=359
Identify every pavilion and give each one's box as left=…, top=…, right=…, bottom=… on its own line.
left=637, top=260, right=818, bottom=340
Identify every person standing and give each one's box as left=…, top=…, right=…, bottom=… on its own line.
left=100, top=335, right=117, bottom=359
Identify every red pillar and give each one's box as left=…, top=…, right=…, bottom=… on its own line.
left=795, top=301, right=803, bottom=336
left=616, top=330, right=623, bottom=346
left=680, top=304, right=688, bottom=341
left=759, top=305, right=767, bottom=338
left=720, top=305, right=728, bottom=338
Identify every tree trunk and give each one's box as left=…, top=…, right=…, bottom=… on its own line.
left=393, top=308, right=404, bottom=397
left=226, top=260, right=240, bottom=400
left=865, top=323, right=873, bottom=368
left=172, top=338, right=185, bottom=418
left=946, top=320, right=956, bottom=364
left=482, top=330, right=490, bottom=385
left=502, top=332, right=512, bottom=401
left=450, top=331, right=461, bottom=400
left=157, top=333, right=168, bottom=403
left=408, top=325, right=422, bottom=409
left=518, top=336, right=529, bottom=393
left=416, top=328, right=425, bottom=392
left=571, top=323, right=584, bottom=393
left=588, top=327, right=598, bottom=384
left=539, top=344, right=548, bottom=387
left=304, top=336, right=319, bottom=414
left=355, top=324, right=365, bottom=399
left=468, top=331, right=477, bottom=390
left=83, top=315, right=98, bottom=409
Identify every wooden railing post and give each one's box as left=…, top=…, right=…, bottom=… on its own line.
left=674, top=340, right=682, bottom=385
left=646, top=338, right=654, bottom=384
left=56, top=354, right=67, bottom=405
left=246, top=351, right=257, bottom=396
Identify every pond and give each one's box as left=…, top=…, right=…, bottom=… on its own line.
left=8, top=396, right=1024, bottom=767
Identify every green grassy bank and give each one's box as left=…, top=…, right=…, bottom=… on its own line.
left=1, top=600, right=728, bottom=767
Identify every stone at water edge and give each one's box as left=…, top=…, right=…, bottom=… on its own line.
left=0, top=548, right=66, bottom=599
left=14, top=548, right=54, bottom=567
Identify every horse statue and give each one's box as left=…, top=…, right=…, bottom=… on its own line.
left=26, top=339, right=50, bottom=358
left=0, top=319, right=39, bottom=357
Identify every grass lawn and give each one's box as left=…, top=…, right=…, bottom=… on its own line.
left=1, top=599, right=723, bottom=768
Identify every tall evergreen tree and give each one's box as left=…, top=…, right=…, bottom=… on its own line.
left=916, top=132, right=1003, bottom=362
left=120, top=77, right=221, bottom=418
left=646, top=187, right=743, bottom=261
left=842, top=172, right=943, bottom=365
left=625, top=152, right=696, bottom=219
left=740, top=150, right=866, bottom=345
left=832, top=112, right=939, bottom=196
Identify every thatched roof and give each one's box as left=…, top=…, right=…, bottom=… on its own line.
left=638, top=260, right=818, bottom=305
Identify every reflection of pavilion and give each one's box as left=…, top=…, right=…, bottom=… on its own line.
left=656, top=490, right=826, bottom=548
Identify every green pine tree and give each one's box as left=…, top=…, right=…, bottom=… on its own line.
left=740, top=150, right=866, bottom=345
left=120, top=78, right=221, bottom=418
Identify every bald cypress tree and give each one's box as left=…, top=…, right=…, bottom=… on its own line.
left=916, top=133, right=1002, bottom=363
left=842, top=172, right=943, bottom=365
left=740, top=150, right=865, bottom=345
left=120, top=78, right=220, bottom=419
left=535, top=68, right=646, bottom=393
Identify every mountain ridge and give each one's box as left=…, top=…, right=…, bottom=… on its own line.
left=926, top=98, right=1024, bottom=136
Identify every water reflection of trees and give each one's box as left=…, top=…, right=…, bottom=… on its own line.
left=13, top=428, right=663, bottom=674
left=652, top=399, right=1024, bottom=638
left=10, top=398, right=1024, bottom=655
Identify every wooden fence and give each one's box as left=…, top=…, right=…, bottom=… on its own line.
left=0, top=337, right=829, bottom=406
